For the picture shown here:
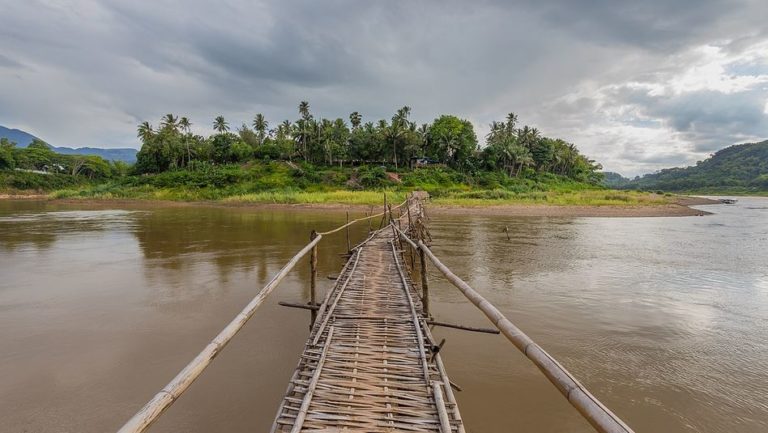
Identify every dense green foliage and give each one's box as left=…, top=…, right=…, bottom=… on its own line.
left=623, top=140, right=768, bottom=193
left=50, top=161, right=647, bottom=206
left=2, top=103, right=609, bottom=204
left=132, top=103, right=603, bottom=182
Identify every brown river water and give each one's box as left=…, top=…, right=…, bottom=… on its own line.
left=1, top=198, right=767, bottom=433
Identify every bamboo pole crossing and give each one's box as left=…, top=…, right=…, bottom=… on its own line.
left=271, top=218, right=463, bottom=432
left=117, top=193, right=635, bottom=433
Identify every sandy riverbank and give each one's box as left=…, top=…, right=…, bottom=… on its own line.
left=0, top=194, right=721, bottom=217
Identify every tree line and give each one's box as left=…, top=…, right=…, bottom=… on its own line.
left=134, top=102, right=603, bottom=183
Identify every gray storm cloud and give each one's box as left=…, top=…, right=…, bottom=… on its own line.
left=0, top=0, right=766, bottom=176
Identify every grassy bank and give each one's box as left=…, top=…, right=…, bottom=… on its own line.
left=4, top=162, right=675, bottom=207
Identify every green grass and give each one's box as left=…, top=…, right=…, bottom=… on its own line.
left=432, top=190, right=672, bottom=206
left=8, top=162, right=674, bottom=207
left=224, top=190, right=408, bottom=205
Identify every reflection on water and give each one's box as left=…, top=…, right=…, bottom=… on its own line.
left=1, top=198, right=767, bottom=432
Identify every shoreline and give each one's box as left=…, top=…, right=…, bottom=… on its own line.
left=0, top=194, right=720, bottom=217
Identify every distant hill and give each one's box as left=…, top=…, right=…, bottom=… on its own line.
left=623, top=140, right=768, bottom=192
left=51, top=146, right=138, bottom=163
left=0, top=125, right=38, bottom=147
left=0, top=125, right=137, bottom=163
left=601, top=171, right=631, bottom=188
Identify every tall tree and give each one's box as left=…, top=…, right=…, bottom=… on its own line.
left=349, top=111, right=362, bottom=129
left=388, top=106, right=412, bottom=169
left=298, top=101, right=311, bottom=160
left=137, top=122, right=154, bottom=143
left=252, top=113, right=268, bottom=145
left=179, top=117, right=193, bottom=165
left=179, top=117, right=192, bottom=133
left=213, top=116, right=229, bottom=133
left=299, top=101, right=310, bottom=120
left=427, top=115, right=478, bottom=170
left=161, top=114, right=178, bottom=132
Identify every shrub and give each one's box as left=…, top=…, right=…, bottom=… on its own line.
left=357, top=165, right=389, bottom=188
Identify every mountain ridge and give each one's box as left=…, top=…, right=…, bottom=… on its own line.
left=0, top=125, right=137, bottom=163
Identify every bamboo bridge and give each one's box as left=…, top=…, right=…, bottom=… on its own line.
left=117, top=194, right=635, bottom=433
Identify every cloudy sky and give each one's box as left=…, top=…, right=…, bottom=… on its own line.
left=1, top=0, right=767, bottom=176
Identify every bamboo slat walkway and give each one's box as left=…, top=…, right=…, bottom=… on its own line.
left=271, top=225, right=463, bottom=433
left=117, top=193, right=634, bottom=433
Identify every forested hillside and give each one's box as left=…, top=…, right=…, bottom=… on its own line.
left=624, top=140, right=768, bottom=192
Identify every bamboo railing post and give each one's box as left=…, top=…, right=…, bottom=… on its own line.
left=419, top=247, right=430, bottom=317
left=345, top=211, right=351, bottom=253
left=379, top=194, right=388, bottom=229
left=368, top=206, right=373, bottom=233
left=309, top=230, right=318, bottom=326
left=406, top=197, right=416, bottom=274
left=384, top=193, right=389, bottom=225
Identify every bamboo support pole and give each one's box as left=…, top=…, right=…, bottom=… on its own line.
left=416, top=239, right=635, bottom=433
left=309, top=230, right=318, bottom=326
left=278, top=301, right=320, bottom=311
left=345, top=211, right=351, bottom=253
left=368, top=207, right=373, bottom=233
left=419, top=248, right=430, bottom=317
left=117, top=234, right=323, bottom=433
left=406, top=198, right=416, bottom=274
left=426, top=320, right=500, bottom=334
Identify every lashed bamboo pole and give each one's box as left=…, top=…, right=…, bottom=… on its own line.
left=391, top=219, right=632, bottom=433
left=419, top=248, right=430, bottom=317
left=316, top=198, right=407, bottom=236
left=432, top=382, right=453, bottom=433
left=117, top=234, right=324, bottom=433
left=309, top=230, right=318, bottom=326
left=415, top=238, right=635, bottom=433
left=426, top=320, right=500, bottom=334
left=290, top=326, right=335, bottom=433
left=345, top=211, right=351, bottom=253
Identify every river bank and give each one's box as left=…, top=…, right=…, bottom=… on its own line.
left=0, top=194, right=719, bottom=217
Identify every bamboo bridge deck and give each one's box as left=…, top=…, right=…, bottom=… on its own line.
left=271, top=227, right=463, bottom=432
left=117, top=195, right=634, bottom=433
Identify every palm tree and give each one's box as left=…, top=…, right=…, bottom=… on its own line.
left=178, top=117, right=192, bottom=165
left=161, top=114, right=178, bottom=131
left=299, top=101, right=310, bottom=120
left=252, top=113, right=268, bottom=145
left=389, top=106, right=411, bottom=169
left=417, top=123, right=429, bottom=155
left=505, top=112, right=518, bottom=133
left=179, top=117, right=192, bottom=133
left=298, top=101, right=311, bottom=160
left=349, top=111, right=362, bottom=129
left=137, top=122, right=154, bottom=143
left=213, top=116, right=229, bottom=133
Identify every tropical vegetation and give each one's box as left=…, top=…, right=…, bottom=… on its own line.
left=2, top=102, right=623, bottom=204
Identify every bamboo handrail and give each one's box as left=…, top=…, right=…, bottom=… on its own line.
left=391, top=223, right=634, bottom=433
left=118, top=199, right=411, bottom=433
left=316, top=197, right=408, bottom=236
left=117, top=235, right=323, bottom=433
